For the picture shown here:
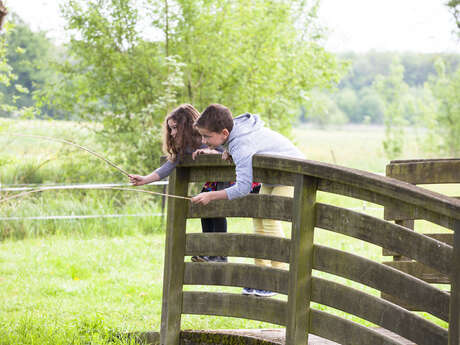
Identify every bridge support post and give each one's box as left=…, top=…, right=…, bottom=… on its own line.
left=449, top=220, right=460, bottom=345
left=160, top=168, right=190, bottom=345
left=286, top=175, right=317, bottom=345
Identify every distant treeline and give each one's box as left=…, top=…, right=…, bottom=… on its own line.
left=301, top=51, right=460, bottom=126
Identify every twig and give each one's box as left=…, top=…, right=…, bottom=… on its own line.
left=10, top=134, right=130, bottom=177
left=0, top=186, right=191, bottom=204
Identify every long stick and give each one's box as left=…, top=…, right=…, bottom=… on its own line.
left=11, top=134, right=130, bottom=177
left=0, top=186, right=192, bottom=204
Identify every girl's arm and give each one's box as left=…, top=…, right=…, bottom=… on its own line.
left=129, top=171, right=161, bottom=186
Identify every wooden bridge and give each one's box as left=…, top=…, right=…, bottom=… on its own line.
left=151, top=155, right=460, bottom=345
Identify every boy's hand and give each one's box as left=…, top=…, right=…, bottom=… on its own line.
left=191, top=190, right=228, bottom=205
left=222, top=150, right=233, bottom=163
left=191, top=192, right=214, bottom=205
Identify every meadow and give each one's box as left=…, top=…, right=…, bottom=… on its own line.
left=0, top=119, right=452, bottom=344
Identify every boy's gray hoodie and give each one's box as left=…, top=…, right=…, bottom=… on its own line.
left=224, top=113, right=304, bottom=200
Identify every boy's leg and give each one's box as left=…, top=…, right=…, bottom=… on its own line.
left=253, top=185, right=293, bottom=269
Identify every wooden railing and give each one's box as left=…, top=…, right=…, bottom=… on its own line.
left=160, top=154, right=460, bottom=345
left=383, top=158, right=460, bottom=309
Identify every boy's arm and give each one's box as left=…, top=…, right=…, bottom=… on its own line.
left=191, top=190, right=228, bottom=205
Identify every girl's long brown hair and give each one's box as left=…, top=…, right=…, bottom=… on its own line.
left=163, top=104, right=202, bottom=160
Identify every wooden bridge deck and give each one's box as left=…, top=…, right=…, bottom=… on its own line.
left=132, top=328, right=415, bottom=345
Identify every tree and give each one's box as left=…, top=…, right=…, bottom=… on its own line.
left=374, top=59, right=409, bottom=159
left=1, top=14, right=56, bottom=117
left=447, top=0, right=460, bottom=32
left=304, top=90, right=348, bottom=128
left=0, top=7, right=37, bottom=119
left=427, top=59, right=460, bottom=156
left=40, top=0, right=346, bottom=172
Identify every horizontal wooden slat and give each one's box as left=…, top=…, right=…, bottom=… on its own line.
left=187, top=194, right=292, bottom=221
left=312, top=277, right=448, bottom=345
left=319, top=179, right=456, bottom=229
left=313, top=245, right=450, bottom=321
left=383, top=261, right=450, bottom=284
left=316, top=203, right=452, bottom=276
left=182, top=291, right=287, bottom=326
left=184, top=262, right=289, bottom=294
left=185, top=233, right=291, bottom=263
left=387, top=159, right=460, bottom=184
left=383, top=232, right=453, bottom=256
left=187, top=166, right=296, bottom=186
left=310, top=309, right=402, bottom=345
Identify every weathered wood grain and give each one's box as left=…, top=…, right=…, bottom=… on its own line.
left=383, top=261, right=450, bottom=284
left=183, top=262, right=289, bottom=293
left=285, top=175, right=317, bottom=345
left=188, top=194, right=292, bottom=221
left=185, top=233, right=291, bottom=263
left=312, top=277, right=448, bottom=345
left=313, top=245, right=450, bottom=321
left=316, top=203, right=453, bottom=276
left=386, top=159, right=460, bottom=184
left=161, top=168, right=190, bottom=345
left=182, top=292, right=287, bottom=326
left=449, top=220, right=460, bottom=345
left=310, top=309, right=402, bottom=345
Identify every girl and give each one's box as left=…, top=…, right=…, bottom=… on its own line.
left=129, top=104, right=228, bottom=262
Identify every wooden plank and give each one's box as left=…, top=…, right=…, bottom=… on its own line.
left=185, top=233, right=291, bottom=263
left=386, top=159, right=460, bottom=184
left=319, top=179, right=456, bottom=229
left=188, top=194, right=292, bottom=221
left=188, top=165, right=296, bottom=186
left=182, top=292, right=287, bottom=326
left=315, top=203, right=453, bottom=276
left=383, top=261, right=450, bottom=284
left=383, top=231, right=452, bottom=257
left=449, top=220, right=460, bottom=345
left=313, top=245, right=450, bottom=321
left=160, top=168, right=190, bottom=345
left=310, top=309, right=402, bottom=345
left=312, top=277, right=448, bottom=345
left=183, top=262, right=289, bottom=293
left=285, top=175, right=317, bottom=345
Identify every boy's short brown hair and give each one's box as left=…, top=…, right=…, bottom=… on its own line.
left=195, top=104, right=234, bottom=133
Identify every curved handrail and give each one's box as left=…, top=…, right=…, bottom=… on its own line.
left=179, top=154, right=460, bottom=223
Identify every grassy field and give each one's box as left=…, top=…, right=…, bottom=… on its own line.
left=0, top=119, right=454, bottom=344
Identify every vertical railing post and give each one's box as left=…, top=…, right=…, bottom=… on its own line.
left=160, top=167, right=190, bottom=345
left=449, top=220, right=460, bottom=345
left=286, top=174, right=318, bottom=345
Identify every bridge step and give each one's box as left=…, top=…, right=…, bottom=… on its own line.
left=129, top=328, right=415, bottom=345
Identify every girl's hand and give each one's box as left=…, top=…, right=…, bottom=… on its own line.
left=128, top=174, right=147, bottom=186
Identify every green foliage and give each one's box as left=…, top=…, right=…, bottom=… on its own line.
left=426, top=59, right=460, bottom=156
left=304, top=90, right=348, bottom=127
left=38, top=0, right=345, bottom=172
left=447, top=0, right=460, bottom=32
left=373, top=59, right=409, bottom=159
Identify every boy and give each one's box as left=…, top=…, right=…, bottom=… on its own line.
left=191, top=104, right=305, bottom=297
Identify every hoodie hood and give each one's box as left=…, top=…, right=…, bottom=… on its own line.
left=227, top=113, right=264, bottom=146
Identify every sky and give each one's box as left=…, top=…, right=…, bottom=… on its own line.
left=6, top=0, right=460, bottom=54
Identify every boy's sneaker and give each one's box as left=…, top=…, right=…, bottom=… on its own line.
left=191, top=255, right=208, bottom=262
left=242, top=287, right=255, bottom=295
left=254, top=289, right=277, bottom=297
left=191, top=256, right=228, bottom=263
left=212, top=256, right=228, bottom=262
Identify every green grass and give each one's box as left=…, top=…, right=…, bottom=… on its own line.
left=0, top=119, right=455, bottom=343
